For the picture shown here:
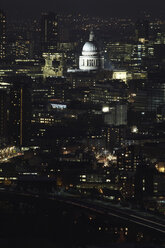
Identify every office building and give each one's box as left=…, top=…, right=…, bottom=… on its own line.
left=0, top=10, right=6, bottom=59
left=41, top=12, right=58, bottom=53
left=9, top=76, right=32, bottom=147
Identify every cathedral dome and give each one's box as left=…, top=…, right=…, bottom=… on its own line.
left=82, top=41, right=98, bottom=56
left=79, top=30, right=104, bottom=71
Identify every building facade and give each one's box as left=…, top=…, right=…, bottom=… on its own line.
left=79, top=31, right=104, bottom=71
left=0, top=10, right=6, bottom=59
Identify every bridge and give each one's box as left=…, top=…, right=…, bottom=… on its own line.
left=56, top=195, right=165, bottom=235
left=0, top=189, right=165, bottom=238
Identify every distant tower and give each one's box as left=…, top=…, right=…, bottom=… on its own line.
left=135, top=20, right=149, bottom=43
left=0, top=9, right=6, bottom=59
left=41, top=12, right=58, bottom=53
left=42, top=53, right=65, bottom=77
left=0, top=89, right=8, bottom=145
left=79, top=30, right=104, bottom=71
left=9, top=76, right=32, bottom=147
left=42, top=53, right=56, bottom=77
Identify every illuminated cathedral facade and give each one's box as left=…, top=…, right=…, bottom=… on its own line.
left=79, top=31, right=104, bottom=71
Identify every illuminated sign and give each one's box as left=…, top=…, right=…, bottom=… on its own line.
left=51, top=104, right=67, bottom=109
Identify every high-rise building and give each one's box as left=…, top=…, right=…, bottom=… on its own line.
left=0, top=9, right=6, bottom=59
left=41, top=12, right=58, bottom=53
left=9, top=76, right=32, bottom=147
left=0, top=89, right=8, bottom=145
left=135, top=20, right=149, bottom=43
left=104, top=104, right=127, bottom=126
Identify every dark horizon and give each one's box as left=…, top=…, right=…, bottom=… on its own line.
left=1, top=0, right=165, bottom=19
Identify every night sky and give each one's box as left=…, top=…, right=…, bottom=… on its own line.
left=1, top=0, right=165, bottom=18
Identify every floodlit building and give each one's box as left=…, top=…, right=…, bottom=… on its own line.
left=79, top=30, right=104, bottom=71
left=112, top=70, right=127, bottom=82
left=42, top=53, right=65, bottom=77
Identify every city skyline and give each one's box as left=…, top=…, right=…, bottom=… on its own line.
left=1, top=0, right=165, bottom=18
left=0, top=5, right=165, bottom=247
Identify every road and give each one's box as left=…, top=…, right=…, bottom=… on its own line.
left=50, top=193, right=165, bottom=235
left=0, top=189, right=165, bottom=236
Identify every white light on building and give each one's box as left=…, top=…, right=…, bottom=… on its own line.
left=79, top=31, right=104, bottom=71
left=102, top=106, right=110, bottom=113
